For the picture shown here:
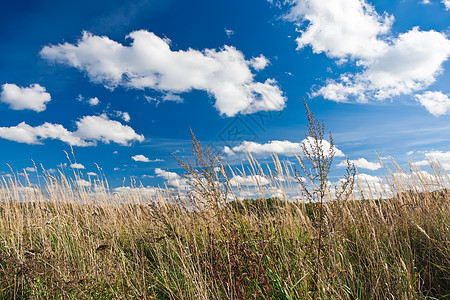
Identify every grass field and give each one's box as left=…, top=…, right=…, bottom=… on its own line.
left=0, top=150, right=449, bottom=299
left=1, top=107, right=449, bottom=299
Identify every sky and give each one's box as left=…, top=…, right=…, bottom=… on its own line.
left=0, top=0, right=449, bottom=192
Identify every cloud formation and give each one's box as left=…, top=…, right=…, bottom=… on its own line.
left=132, top=154, right=150, bottom=162
left=229, top=174, right=270, bottom=186
left=224, top=138, right=344, bottom=158
left=0, top=83, right=51, bottom=112
left=338, top=157, right=381, bottom=170
left=0, top=114, right=144, bottom=146
left=415, top=91, right=450, bottom=116
left=155, top=168, right=189, bottom=189
left=416, top=150, right=450, bottom=170
left=40, top=30, right=286, bottom=116
left=0, top=122, right=89, bottom=146
left=285, top=0, right=393, bottom=60
left=74, top=114, right=144, bottom=145
left=88, top=97, right=100, bottom=106
left=284, top=0, right=450, bottom=104
left=443, top=0, right=450, bottom=10
left=132, top=154, right=164, bottom=163
left=314, top=28, right=450, bottom=102
left=70, top=163, right=85, bottom=169
left=113, top=186, right=160, bottom=196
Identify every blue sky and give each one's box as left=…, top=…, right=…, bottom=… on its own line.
left=0, top=0, right=449, bottom=191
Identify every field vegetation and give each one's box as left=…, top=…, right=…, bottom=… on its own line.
left=0, top=102, right=449, bottom=299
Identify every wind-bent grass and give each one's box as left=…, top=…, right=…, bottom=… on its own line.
left=0, top=154, right=449, bottom=299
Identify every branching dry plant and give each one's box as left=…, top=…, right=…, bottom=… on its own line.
left=295, top=98, right=356, bottom=296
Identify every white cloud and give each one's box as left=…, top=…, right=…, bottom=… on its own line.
left=443, top=0, right=450, bottom=10
left=88, top=97, right=100, bottom=106
left=356, top=173, right=383, bottom=186
left=77, top=94, right=100, bottom=106
left=113, top=186, right=160, bottom=196
left=0, top=83, right=51, bottom=112
left=249, top=55, right=269, bottom=71
left=0, top=122, right=90, bottom=146
left=229, top=174, right=270, bottom=186
left=76, top=179, right=91, bottom=187
left=355, top=173, right=387, bottom=192
left=415, top=91, right=450, bottom=116
left=24, top=167, right=36, bottom=172
left=70, top=163, right=85, bottom=169
left=225, top=28, right=235, bottom=38
left=121, top=112, right=130, bottom=122
left=338, top=157, right=381, bottom=170
left=40, top=30, right=286, bottom=117
left=132, top=154, right=150, bottom=162
left=416, top=150, right=450, bottom=169
left=74, top=114, right=144, bottom=145
left=87, top=172, right=97, bottom=176
left=284, top=1, right=450, bottom=104
left=314, top=28, right=450, bottom=102
left=285, top=0, right=393, bottom=60
left=155, top=168, right=189, bottom=189
left=161, top=93, right=183, bottom=102
left=114, top=111, right=131, bottom=122
left=421, top=0, right=431, bottom=4
left=0, top=114, right=143, bottom=146
left=224, top=137, right=344, bottom=158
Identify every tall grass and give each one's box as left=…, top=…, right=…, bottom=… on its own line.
left=0, top=110, right=449, bottom=299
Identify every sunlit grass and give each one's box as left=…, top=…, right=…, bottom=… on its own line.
left=1, top=103, right=449, bottom=299
left=0, top=151, right=449, bottom=299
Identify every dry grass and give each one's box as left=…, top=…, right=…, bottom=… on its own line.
left=0, top=152, right=449, bottom=299
left=1, top=103, right=449, bottom=299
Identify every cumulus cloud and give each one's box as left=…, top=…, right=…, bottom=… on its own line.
left=40, top=30, right=286, bottom=117
left=74, top=114, right=144, bottom=145
left=0, top=83, right=51, bottom=112
left=443, top=0, right=450, bottom=10
left=0, top=114, right=144, bottom=146
left=70, top=163, right=85, bottom=169
left=249, top=55, right=270, bottom=71
left=314, top=28, right=450, bottom=102
left=229, top=174, right=270, bottom=186
left=113, top=186, right=160, bottom=196
left=338, top=157, right=381, bottom=170
left=415, top=91, right=450, bottom=116
left=0, top=122, right=90, bottom=146
left=114, top=111, right=131, bottom=122
left=285, top=0, right=393, bottom=60
left=88, top=97, right=100, bottom=106
left=355, top=173, right=387, bottom=193
left=121, top=112, right=130, bottom=122
left=416, top=150, right=450, bottom=170
left=24, top=167, right=36, bottom=172
left=284, top=0, right=450, bottom=105
left=76, top=179, right=91, bottom=187
left=224, top=138, right=344, bottom=158
left=155, top=168, right=189, bottom=189
left=87, top=172, right=97, bottom=176
left=161, top=93, right=183, bottom=103
left=132, top=154, right=150, bottom=162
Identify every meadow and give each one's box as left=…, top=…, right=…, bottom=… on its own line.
left=0, top=106, right=449, bottom=299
